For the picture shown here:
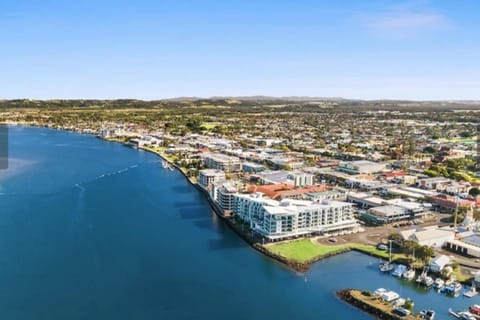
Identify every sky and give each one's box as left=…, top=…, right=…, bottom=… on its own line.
left=0, top=0, right=478, bottom=100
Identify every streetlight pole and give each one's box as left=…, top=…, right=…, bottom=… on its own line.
left=453, top=196, right=459, bottom=238
left=389, top=239, right=393, bottom=263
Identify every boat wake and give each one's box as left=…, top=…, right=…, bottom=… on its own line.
left=75, top=164, right=140, bottom=188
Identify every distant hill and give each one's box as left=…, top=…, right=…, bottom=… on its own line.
left=1, top=97, right=480, bottom=111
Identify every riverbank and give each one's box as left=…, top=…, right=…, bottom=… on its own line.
left=76, top=137, right=480, bottom=277
left=338, top=289, right=419, bottom=320
left=4, top=125, right=473, bottom=276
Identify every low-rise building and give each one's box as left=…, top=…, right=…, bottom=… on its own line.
left=429, top=255, right=450, bottom=273
left=204, top=153, right=242, bottom=172
left=387, top=186, right=436, bottom=200
left=362, top=206, right=410, bottom=225
left=246, top=183, right=328, bottom=200
left=399, top=227, right=454, bottom=248
left=347, top=192, right=385, bottom=209
left=256, top=170, right=314, bottom=187
left=445, top=234, right=480, bottom=258
left=305, top=188, right=347, bottom=202
left=427, top=194, right=474, bottom=212
left=337, top=160, right=387, bottom=175
left=417, top=177, right=451, bottom=190
left=242, top=162, right=265, bottom=173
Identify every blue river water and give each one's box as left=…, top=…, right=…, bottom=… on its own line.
left=0, top=126, right=478, bottom=319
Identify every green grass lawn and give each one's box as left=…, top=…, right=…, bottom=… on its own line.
left=439, top=137, right=477, bottom=144
left=202, top=122, right=219, bottom=129
left=349, top=243, right=390, bottom=259
left=266, top=239, right=389, bottom=263
left=457, top=170, right=480, bottom=183
left=267, top=239, right=348, bottom=262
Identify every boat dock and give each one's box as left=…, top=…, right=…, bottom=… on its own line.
left=449, top=308, right=460, bottom=318
left=465, top=290, right=478, bottom=298
left=464, top=283, right=478, bottom=298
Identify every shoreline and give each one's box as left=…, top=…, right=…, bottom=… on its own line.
left=3, top=123, right=474, bottom=277
left=131, top=143, right=318, bottom=272
left=118, top=140, right=394, bottom=273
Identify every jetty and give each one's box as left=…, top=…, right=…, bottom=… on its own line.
left=338, top=289, right=420, bottom=320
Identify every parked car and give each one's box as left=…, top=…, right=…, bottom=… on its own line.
left=377, top=244, right=388, bottom=251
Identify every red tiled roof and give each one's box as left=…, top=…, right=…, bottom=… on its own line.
left=382, top=170, right=407, bottom=178
left=247, top=183, right=329, bottom=200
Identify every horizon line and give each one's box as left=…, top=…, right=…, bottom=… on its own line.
left=1, top=96, right=480, bottom=103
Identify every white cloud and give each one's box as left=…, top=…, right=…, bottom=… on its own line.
left=367, top=11, right=452, bottom=32
left=360, top=1, right=454, bottom=38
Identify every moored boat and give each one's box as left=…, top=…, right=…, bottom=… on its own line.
left=444, top=282, right=462, bottom=295
left=379, top=262, right=394, bottom=272
left=469, top=304, right=480, bottom=316
left=459, top=311, right=477, bottom=320
left=434, top=278, right=444, bottom=290
left=417, top=266, right=429, bottom=284
left=445, top=276, right=456, bottom=286
left=374, top=288, right=387, bottom=296
left=392, top=264, right=407, bottom=277
left=419, top=309, right=435, bottom=320
left=379, top=241, right=394, bottom=273
left=403, top=268, right=416, bottom=280
left=393, top=306, right=411, bottom=316
left=464, top=281, right=478, bottom=298
left=422, top=276, right=434, bottom=287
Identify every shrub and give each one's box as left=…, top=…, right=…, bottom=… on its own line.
left=361, top=290, right=372, bottom=297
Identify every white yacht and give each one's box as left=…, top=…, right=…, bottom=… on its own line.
left=402, top=268, right=416, bottom=280
left=422, top=276, right=434, bottom=287
left=433, top=278, right=444, bottom=290
left=392, top=264, right=407, bottom=277
left=379, top=262, right=394, bottom=272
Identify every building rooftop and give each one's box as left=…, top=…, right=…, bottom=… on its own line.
left=370, top=205, right=407, bottom=217
left=462, top=235, right=480, bottom=247
left=199, top=169, right=226, bottom=175
left=247, top=184, right=329, bottom=200
left=410, top=228, right=453, bottom=242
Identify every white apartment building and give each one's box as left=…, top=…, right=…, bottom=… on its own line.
left=291, top=172, right=314, bottom=187
left=204, top=153, right=242, bottom=172
left=211, top=181, right=240, bottom=215
left=198, top=169, right=226, bottom=190
left=233, top=193, right=358, bottom=240
left=257, top=170, right=314, bottom=187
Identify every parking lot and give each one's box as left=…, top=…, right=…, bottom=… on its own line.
left=317, top=213, right=446, bottom=247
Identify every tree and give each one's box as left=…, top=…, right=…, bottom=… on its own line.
left=423, top=146, right=437, bottom=154
left=424, top=170, right=440, bottom=177
left=469, top=187, right=480, bottom=197
left=415, top=245, right=435, bottom=263
left=407, top=137, right=416, bottom=155
left=403, top=299, right=414, bottom=311
left=402, top=240, right=417, bottom=257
